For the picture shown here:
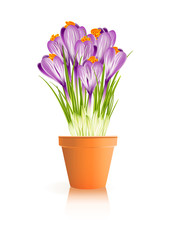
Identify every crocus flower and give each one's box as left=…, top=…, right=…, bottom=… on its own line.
left=91, top=27, right=116, bottom=45
left=75, top=37, right=96, bottom=65
left=38, top=55, right=70, bottom=100
left=89, top=28, right=116, bottom=63
left=103, top=47, right=127, bottom=98
left=93, top=32, right=116, bottom=63
left=77, top=57, right=103, bottom=106
left=86, top=33, right=96, bottom=45
left=96, top=32, right=111, bottom=63
left=47, top=34, right=70, bottom=66
left=62, top=25, right=80, bottom=64
left=70, top=36, right=96, bottom=85
left=108, top=30, right=116, bottom=46
left=78, top=26, right=87, bottom=38
left=60, top=22, right=87, bottom=64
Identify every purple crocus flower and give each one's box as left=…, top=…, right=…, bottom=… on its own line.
left=60, top=22, right=90, bottom=64
left=95, top=30, right=116, bottom=63
left=75, top=39, right=96, bottom=65
left=47, top=35, right=70, bottom=65
left=90, top=28, right=116, bottom=56
left=96, top=32, right=112, bottom=63
left=86, top=33, right=97, bottom=45
left=103, top=47, right=127, bottom=98
left=38, top=55, right=70, bottom=100
left=108, top=30, right=116, bottom=46
left=97, top=28, right=116, bottom=46
left=77, top=60, right=103, bottom=106
left=61, top=25, right=81, bottom=63
left=78, top=26, right=87, bottom=38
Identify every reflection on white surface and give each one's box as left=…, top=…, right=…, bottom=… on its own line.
left=66, top=187, right=110, bottom=216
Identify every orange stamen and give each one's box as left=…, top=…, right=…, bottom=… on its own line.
left=50, top=34, right=59, bottom=41
left=88, top=56, right=98, bottom=63
left=91, top=28, right=101, bottom=39
left=113, top=47, right=120, bottom=54
left=49, top=54, right=56, bottom=61
left=64, top=21, right=75, bottom=28
left=81, top=36, right=91, bottom=42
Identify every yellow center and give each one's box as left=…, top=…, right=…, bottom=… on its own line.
left=91, top=28, right=101, bottom=39
left=49, top=54, right=56, bottom=61
left=64, top=21, right=75, bottom=28
left=81, top=36, right=91, bottom=42
left=88, top=56, right=98, bottom=63
left=113, top=47, right=120, bottom=54
left=50, top=34, right=59, bottom=41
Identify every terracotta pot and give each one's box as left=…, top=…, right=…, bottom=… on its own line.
left=59, top=136, right=117, bottom=189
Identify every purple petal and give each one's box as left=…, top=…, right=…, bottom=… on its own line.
left=92, top=62, right=103, bottom=83
left=77, top=65, right=87, bottom=87
left=57, top=31, right=71, bottom=63
left=60, top=27, right=66, bottom=44
left=87, top=34, right=96, bottom=45
left=78, top=26, right=87, bottom=38
left=78, top=64, right=94, bottom=94
left=103, top=28, right=108, bottom=32
left=38, top=63, right=52, bottom=78
left=98, top=28, right=104, bottom=33
left=83, top=41, right=95, bottom=61
left=93, top=45, right=97, bottom=56
left=41, top=56, right=63, bottom=85
left=53, top=56, right=65, bottom=82
left=78, top=61, right=101, bottom=94
left=47, top=36, right=70, bottom=65
left=47, top=40, right=62, bottom=59
left=55, top=37, right=70, bottom=63
left=84, top=62, right=96, bottom=93
left=96, top=32, right=111, bottom=63
left=104, top=48, right=116, bottom=80
left=104, top=48, right=126, bottom=81
left=74, top=65, right=78, bottom=83
left=75, top=40, right=85, bottom=63
left=63, top=25, right=80, bottom=63
left=108, top=30, right=116, bottom=46
left=112, top=51, right=127, bottom=75
left=84, top=61, right=93, bottom=77
left=63, top=85, right=70, bottom=101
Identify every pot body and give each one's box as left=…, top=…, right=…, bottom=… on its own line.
left=59, top=136, right=117, bottom=189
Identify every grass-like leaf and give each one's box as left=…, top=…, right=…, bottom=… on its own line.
left=40, top=76, right=71, bottom=123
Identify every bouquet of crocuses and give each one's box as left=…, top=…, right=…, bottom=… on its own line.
left=38, top=21, right=130, bottom=136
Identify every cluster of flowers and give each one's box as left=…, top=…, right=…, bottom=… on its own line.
left=38, top=21, right=126, bottom=105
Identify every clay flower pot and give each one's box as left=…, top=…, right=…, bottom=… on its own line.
left=59, top=136, right=117, bottom=189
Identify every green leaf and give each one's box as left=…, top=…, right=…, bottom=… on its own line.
left=62, top=47, right=77, bottom=113
left=99, top=64, right=105, bottom=100
left=51, top=82, right=73, bottom=115
left=109, top=99, right=119, bottom=118
left=78, top=77, right=83, bottom=114
left=127, top=50, right=133, bottom=58
left=40, top=76, right=71, bottom=123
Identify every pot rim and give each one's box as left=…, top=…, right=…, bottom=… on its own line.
left=59, top=136, right=117, bottom=138
left=59, top=136, right=118, bottom=148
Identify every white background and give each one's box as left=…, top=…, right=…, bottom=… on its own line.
left=0, top=0, right=170, bottom=239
